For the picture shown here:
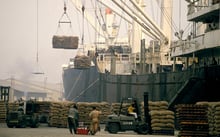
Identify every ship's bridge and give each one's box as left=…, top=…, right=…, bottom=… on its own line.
left=187, top=0, right=220, bottom=22
left=171, top=0, right=220, bottom=58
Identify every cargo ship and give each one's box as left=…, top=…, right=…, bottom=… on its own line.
left=62, top=0, right=220, bottom=109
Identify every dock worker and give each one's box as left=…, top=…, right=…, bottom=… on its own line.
left=89, top=106, right=102, bottom=135
left=68, top=104, right=79, bottom=135
left=127, top=103, right=137, bottom=119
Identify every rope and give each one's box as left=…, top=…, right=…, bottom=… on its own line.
left=72, top=78, right=99, bottom=102
left=66, top=71, right=83, bottom=100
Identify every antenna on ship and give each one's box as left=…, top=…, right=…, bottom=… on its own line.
left=32, top=0, right=44, bottom=75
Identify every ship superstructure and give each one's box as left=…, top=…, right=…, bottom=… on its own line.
left=171, top=0, right=220, bottom=67
left=62, top=0, right=220, bottom=107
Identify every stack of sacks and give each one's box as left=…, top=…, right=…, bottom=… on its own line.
left=77, top=102, right=111, bottom=124
left=110, top=103, right=120, bottom=114
left=37, top=101, right=51, bottom=123
left=199, top=101, right=220, bottom=136
left=0, top=101, right=6, bottom=123
left=48, top=101, right=75, bottom=127
left=111, top=102, right=130, bottom=115
left=148, top=101, right=169, bottom=111
left=48, top=101, right=61, bottom=127
left=140, top=101, right=169, bottom=120
left=57, top=101, right=75, bottom=128
left=46, top=101, right=111, bottom=127
left=150, top=110, right=175, bottom=131
left=141, top=101, right=174, bottom=135
left=211, top=102, right=220, bottom=136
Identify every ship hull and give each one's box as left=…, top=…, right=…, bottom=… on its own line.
left=63, top=65, right=220, bottom=109
left=62, top=66, right=100, bottom=102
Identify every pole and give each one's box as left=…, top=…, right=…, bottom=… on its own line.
left=144, top=92, right=152, bottom=134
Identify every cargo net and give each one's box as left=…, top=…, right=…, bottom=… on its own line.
left=74, top=55, right=91, bottom=69
left=52, top=35, right=78, bottom=49
left=52, top=1, right=78, bottom=49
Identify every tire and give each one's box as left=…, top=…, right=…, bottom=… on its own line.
left=30, top=121, right=39, bottom=128
left=107, top=123, right=119, bottom=134
left=137, top=123, right=148, bottom=134
left=7, top=124, right=14, bottom=128
left=15, top=120, right=26, bottom=128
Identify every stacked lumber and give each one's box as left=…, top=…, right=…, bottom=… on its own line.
left=147, top=101, right=174, bottom=135
left=74, top=55, right=91, bottom=68
left=0, top=101, right=6, bottom=123
left=175, top=104, right=209, bottom=137
left=52, top=35, right=78, bottom=49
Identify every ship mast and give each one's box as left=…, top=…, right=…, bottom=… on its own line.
left=160, top=0, right=173, bottom=66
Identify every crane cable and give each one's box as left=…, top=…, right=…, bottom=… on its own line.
left=93, top=1, right=108, bottom=40
left=58, top=1, right=72, bottom=25
left=159, top=2, right=179, bottom=35
left=36, top=0, right=39, bottom=64
left=81, top=0, right=85, bottom=49
left=33, top=0, right=44, bottom=75
left=113, top=0, right=126, bottom=45
left=56, top=0, right=73, bottom=36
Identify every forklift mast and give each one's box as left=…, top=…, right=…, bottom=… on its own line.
left=0, top=86, right=10, bottom=115
left=144, top=92, right=152, bottom=134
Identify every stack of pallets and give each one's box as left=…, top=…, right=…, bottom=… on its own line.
left=175, top=104, right=209, bottom=137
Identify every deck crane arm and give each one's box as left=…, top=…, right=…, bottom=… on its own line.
left=110, top=0, right=169, bottom=45
left=70, top=0, right=107, bottom=38
left=93, top=0, right=157, bottom=40
left=70, top=0, right=161, bottom=42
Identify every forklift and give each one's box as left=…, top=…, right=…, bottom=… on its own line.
left=105, top=92, right=151, bottom=134
left=6, top=99, right=40, bottom=128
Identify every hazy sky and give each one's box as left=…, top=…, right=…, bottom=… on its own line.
left=0, top=0, right=78, bottom=83
left=0, top=0, right=188, bottom=84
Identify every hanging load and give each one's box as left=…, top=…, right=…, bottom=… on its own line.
left=52, top=1, right=78, bottom=49
left=52, top=35, right=78, bottom=49
left=74, top=55, right=91, bottom=69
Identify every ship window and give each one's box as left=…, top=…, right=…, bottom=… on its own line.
left=122, top=55, right=129, bottom=61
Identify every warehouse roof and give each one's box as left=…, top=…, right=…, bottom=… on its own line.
left=0, top=78, right=62, bottom=94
